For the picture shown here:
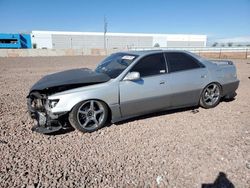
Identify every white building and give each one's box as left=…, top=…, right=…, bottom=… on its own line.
left=31, top=31, right=207, bottom=49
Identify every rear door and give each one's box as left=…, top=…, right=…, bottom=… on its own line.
left=165, top=52, right=208, bottom=107
left=119, top=53, right=171, bottom=117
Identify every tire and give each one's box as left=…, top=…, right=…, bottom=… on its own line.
left=69, top=100, right=108, bottom=133
left=200, top=83, right=222, bottom=109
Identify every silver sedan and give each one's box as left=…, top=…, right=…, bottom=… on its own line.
left=27, top=50, right=239, bottom=134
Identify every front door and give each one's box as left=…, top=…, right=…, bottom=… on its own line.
left=119, top=53, right=171, bottom=117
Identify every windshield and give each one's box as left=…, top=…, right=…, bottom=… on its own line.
left=95, top=53, right=138, bottom=78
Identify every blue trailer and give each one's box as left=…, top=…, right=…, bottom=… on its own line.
left=0, top=33, right=32, bottom=49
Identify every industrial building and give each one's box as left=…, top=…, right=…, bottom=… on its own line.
left=0, top=33, right=31, bottom=49
left=31, top=31, right=207, bottom=49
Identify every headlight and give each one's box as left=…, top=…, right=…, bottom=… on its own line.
left=48, top=99, right=59, bottom=108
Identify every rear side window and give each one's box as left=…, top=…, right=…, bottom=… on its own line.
left=165, top=52, right=201, bottom=73
left=131, top=53, right=166, bottom=77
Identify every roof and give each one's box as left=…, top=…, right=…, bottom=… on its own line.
left=31, top=31, right=207, bottom=40
left=125, top=49, right=187, bottom=56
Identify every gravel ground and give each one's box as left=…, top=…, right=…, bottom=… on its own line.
left=0, top=56, right=249, bottom=187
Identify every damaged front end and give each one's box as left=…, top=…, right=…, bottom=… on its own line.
left=27, top=92, right=68, bottom=134
left=26, top=68, right=111, bottom=134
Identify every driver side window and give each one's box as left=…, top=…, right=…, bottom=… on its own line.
left=130, top=53, right=166, bottom=77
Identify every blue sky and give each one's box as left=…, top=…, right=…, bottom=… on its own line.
left=0, top=0, right=249, bottom=40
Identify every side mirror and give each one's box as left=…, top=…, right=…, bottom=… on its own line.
left=123, top=71, right=140, bottom=81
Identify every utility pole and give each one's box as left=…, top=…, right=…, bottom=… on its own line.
left=104, top=16, right=108, bottom=55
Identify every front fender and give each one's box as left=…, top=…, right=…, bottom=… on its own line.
left=48, top=82, right=119, bottom=114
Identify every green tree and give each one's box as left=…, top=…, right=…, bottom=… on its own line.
left=154, top=43, right=160, bottom=47
left=212, top=42, right=218, bottom=47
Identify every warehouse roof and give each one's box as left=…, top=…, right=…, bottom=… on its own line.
left=31, top=30, right=207, bottom=40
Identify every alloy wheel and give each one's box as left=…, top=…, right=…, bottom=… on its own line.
left=203, top=83, right=220, bottom=106
left=77, top=100, right=105, bottom=130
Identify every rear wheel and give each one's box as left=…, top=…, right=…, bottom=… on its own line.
left=69, top=100, right=108, bottom=133
left=200, top=83, right=221, bottom=109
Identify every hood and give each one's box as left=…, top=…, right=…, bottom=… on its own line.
left=29, top=68, right=110, bottom=94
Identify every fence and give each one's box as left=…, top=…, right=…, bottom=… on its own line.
left=0, top=48, right=106, bottom=57
left=129, top=47, right=250, bottom=59
left=0, top=47, right=249, bottom=59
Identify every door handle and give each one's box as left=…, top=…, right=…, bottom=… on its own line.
left=160, top=81, right=166, bottom=85
left=201, top=74, right=207, bottom=78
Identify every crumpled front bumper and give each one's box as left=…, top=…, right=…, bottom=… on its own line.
left=27, top=98, right=63, bottom=134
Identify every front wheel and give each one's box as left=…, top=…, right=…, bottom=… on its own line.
left=200, top=83, right=221, bottom=109
left=69, top=100, right=108, bottom=133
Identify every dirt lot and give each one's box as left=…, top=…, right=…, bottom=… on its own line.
left=0, top=56, right=249, bottom=187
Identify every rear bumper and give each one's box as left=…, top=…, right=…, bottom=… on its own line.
left=222, top=80, right=240, bottom=98
left=27, top=98, right=64, bottom=134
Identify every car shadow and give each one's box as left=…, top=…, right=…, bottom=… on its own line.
left=47, top=97, right=236, bottom=135
left=45, top=124, right=75, bottom=136
left=114, top=106, right=199, bottom=126
left=114, top=97, right=235, bottom=126
left=46, top=106, right=199, bottom=135
left=221, top=97, right=235, bottom=103
left=201, top=172, right=235, bottom=188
